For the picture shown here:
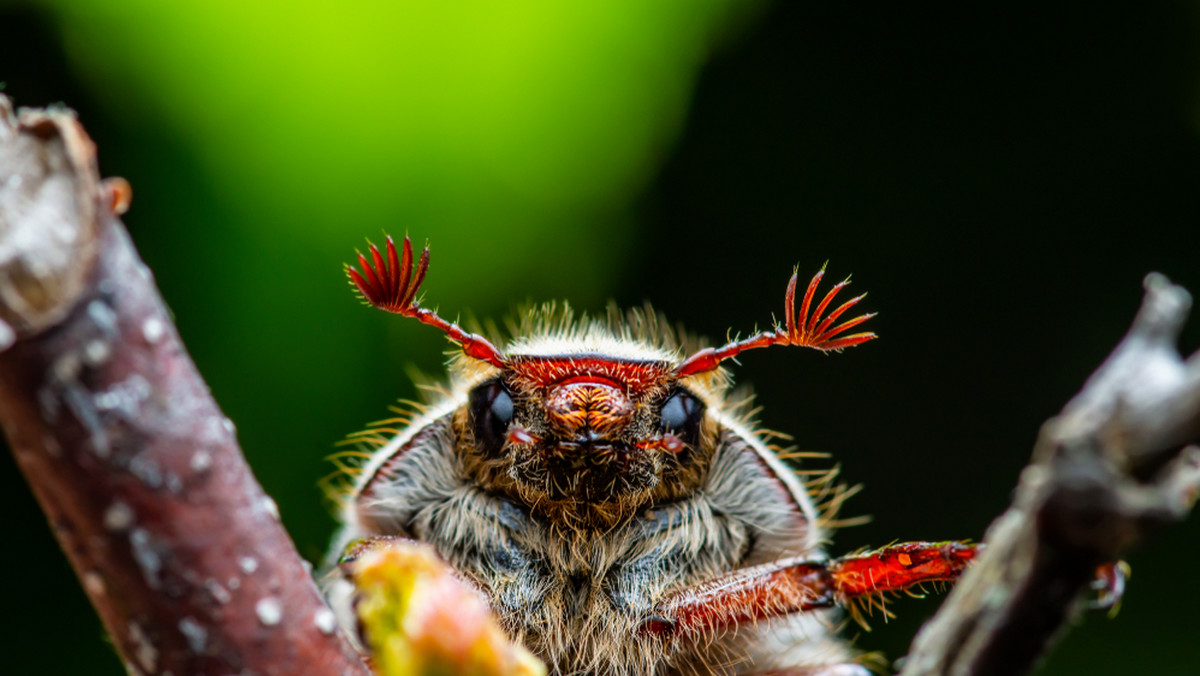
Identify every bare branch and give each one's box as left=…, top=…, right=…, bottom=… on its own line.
left=900, top=273, right=1200, bottom=676
left=0, top=96, right=369, bottom=676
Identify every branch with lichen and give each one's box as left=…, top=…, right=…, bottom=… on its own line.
left=0, top=97, right=370, bottom=675
left=899, top=273, right=1200, bottom=676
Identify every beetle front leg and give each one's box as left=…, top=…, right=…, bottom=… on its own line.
left=639, top=541, right=977, bottom=638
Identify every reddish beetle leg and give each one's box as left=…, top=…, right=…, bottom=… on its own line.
left=641, top=542, right=1129, bottom=638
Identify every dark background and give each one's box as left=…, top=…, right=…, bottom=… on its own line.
left=3, top=2, right=1200, bottom=674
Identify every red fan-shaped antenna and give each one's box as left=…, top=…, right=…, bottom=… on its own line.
left=675, top=264, right=877, bottom=377
left=346, top=235, right=505, bottom=368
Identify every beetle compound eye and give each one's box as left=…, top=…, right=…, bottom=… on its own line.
left=659, top=389, right=705, bottom=448
left=660, top=389, right=701, bottom=432
left=469, top=380, right=514, bottom=455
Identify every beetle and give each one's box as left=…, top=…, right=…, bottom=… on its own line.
left=323, top=235, right=1061, bottom=675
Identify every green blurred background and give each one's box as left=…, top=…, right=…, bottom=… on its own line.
left=3, top=1, right=1200, bottom=673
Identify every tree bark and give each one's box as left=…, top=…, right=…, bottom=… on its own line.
left=0, top=97, right=369, bottom=675
left=900, top=273, right=1200, bottom=676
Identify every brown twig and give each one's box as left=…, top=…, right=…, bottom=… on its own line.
left=0, top=97, right=370, bottom=675
left=900, top=273, right=1200, bottom=676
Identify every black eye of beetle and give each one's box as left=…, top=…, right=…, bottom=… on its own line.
left=659, top=388, right=704, bottom=448
left=469, top=380, right=514, bottom=455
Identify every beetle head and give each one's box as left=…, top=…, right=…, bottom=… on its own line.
left=462, top=350, right=709, bottom=522
left=346, top=235, right=876, bottom=525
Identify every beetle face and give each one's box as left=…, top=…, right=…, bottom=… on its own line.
left=460, top=354, right=712, bottom=519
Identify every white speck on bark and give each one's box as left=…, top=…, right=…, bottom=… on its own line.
left=129, top=528, right=162, bottom=589
left=104, top=501, right=134, bottom=531
left=129, top=453, right=163, bottom=489
left=0, top=317, right=14, bottom=351
left=202, top=415, right=231, bottom=445
left=178, top=617, right=207, bottom=654
left=141, top=317, right=165, bottom=343
left=128, top=622, right=158, bottom=673
left=83, top=338, right=110, bottom=365
left=63, top=386, right=109, bottom=457
left=260, top=496, right=280, bottom=521
left=190, top=450, right=213, bottom=473
left=92, top=373, right=150, bottom=418
left=256, top=597, right=283, bottom=626
left=83, top=570, right=106, bottom=596
left=314, top=608, right=337, bottom=635
left=204, top=578, right=231, bottom=604
left=87, top=299, right=118, bottom=336
left=50, top=350, right=81, bottom=382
